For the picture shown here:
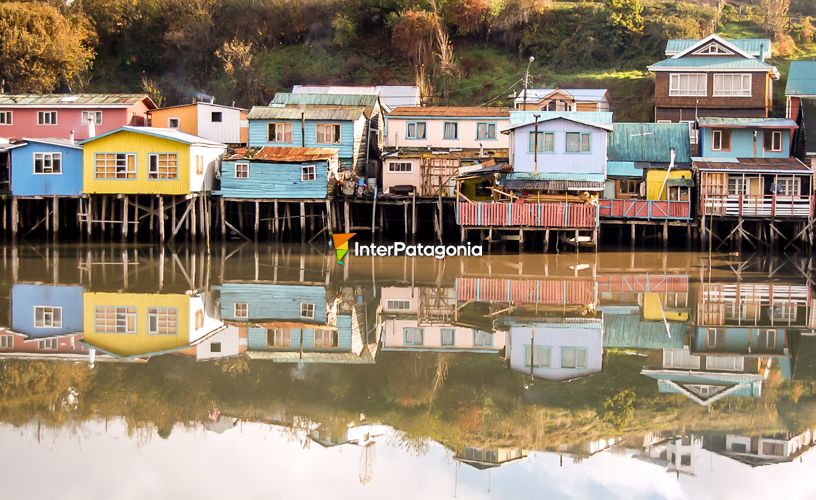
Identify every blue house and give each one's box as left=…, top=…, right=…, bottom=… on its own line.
left=8, top=138, right=83, bottom=196
left=220, top=147, right=339, bottom=200
left=11, top=284, right=84, bottom=337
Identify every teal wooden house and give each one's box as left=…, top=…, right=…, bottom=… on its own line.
left=220, top=147, right=339, bottom=200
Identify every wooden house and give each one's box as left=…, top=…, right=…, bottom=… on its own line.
left=649, top=35, right=779, bottom=148
left=785, top=61, right=816, bottom=169
left=506, top=320, right=604, bottom=381
left=693, top=117, right=813, bottom=247
left=599, top=123, right=694, bottom=231
left=514, top=88, right=610, bottom=112
left=148, top=101, right=248, bottom=144
left=381, top=106, right=510, bottom=196
left=11, top=284, right=84, bottom=338
left=7, top=138, right=83, bottom=197
left=0, top=94, right=157, bottom=141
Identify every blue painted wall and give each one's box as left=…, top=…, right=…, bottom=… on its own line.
left=247, top=325, right=352, bottom=351
left=692, top=327, right=787, bottom=355
left=11, top=284, right=84, bottom=337
left=221, top=159, right=330, bottom=199
left=220, top=283, right=328, bottom=322
left=699, top=128, right=791, bottom=158
left=248, top=119, right=356, bottom=162
left=10, top=141, right=83, bottom=196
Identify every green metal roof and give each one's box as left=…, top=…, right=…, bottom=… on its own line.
left=785, top=61, right=816, bottom=96
left=269, top=92, right=377, bottom=116
left=608, top=123, right=692, bottom=163
left=648, top=57, right=775, bottom=71
left=607, top=161, right=643, bottom=177
left=247, top=105, right=367, bottom=121
left=602, top=311, right=685, bottom=349
left=666, top=38, right=772, bottom=57
left=696, top=117, right=798, bottom=128
left=508, top=110, right=613, bottom=125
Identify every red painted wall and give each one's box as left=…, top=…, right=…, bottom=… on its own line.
left=0, top=102, right=151, bottom=140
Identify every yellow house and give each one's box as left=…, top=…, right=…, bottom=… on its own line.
left=642, top=293, right=689, bottom=322
left=82, top=291, right=225, bottom=360
left=645, top=169, right=694, bottom=201
left=148, top=102, right=248, bottom=144
left=80, top=126, right=226, bottom=195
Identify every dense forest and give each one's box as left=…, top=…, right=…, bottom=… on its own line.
left=1, top=0, right=815, bottom=120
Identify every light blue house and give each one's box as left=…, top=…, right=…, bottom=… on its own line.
left=11, top=284, right=84, bottom=337
left=8, top=138, right=83, bottom=196
left=220, top=147, right=338, bottom=200
left=697, top=117, right=797, bottom=159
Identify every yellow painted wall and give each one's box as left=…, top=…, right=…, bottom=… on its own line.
left=149, top=105, right=199, bottom=136
left=645, top=169, right=692, bottom=201
left=642, top=293, right=689, bottom=322
left=83, top=292, right=191, bottom=357
left=83, top=130, right=191, bottom=194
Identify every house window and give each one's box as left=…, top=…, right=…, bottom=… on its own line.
left=561, top=347, right=588, bottom=369
left=386, top=299, right=411, bottom=310
left=776, top=177, right=800, bottom=196
left=477, top=122, right=497, bottom=140
left=694, top=43, right=733, bottom=55
left=315, top=329, right=339, bottom=348
left=524, top=345, right=550, bottom=368
left=711, top=129, right=731, bottom=151
left=94, top=306, right=137, bottom=334
left=669, top=73, right=707, bottom=97
left=680, top=120, right=698, bottom=144
left=39, top=338, right=58, bottom=350
left=727, top=177, right=749, bottom=195
left=759, top=330, right=777, bottom=349
left=388, top=162, right=412, bottom=173
left=618, top=179, right=640, bottom=196
left=148, top=153, right=178, bottom=180
left=195, top=310, right=204, bottom=330
left=316, top=123, right=341, bottom=144
left=267, top=328, right=291, bottom=347
left=301, top=165, right=316, bottom=182
left=762, top=442, right=785, bottom=457
left=82, top=111, right=103, bottom=125
left=37, top=111, right=57, bottom=125
left=211, top=111, right=223, bottom=122
left=406, top=122, right=427, bottom=140
left=0, top=111, right=12, bottom=125
left=0, top=335, right=13, bottom=349
left=403, top=327, right=424, bottom=346
left=300, top=302, right=315, bottom=319
left=565, top=132, right=591, bottom=153
left=148, top=307, right=178, bottom=335
left=473, top=330, right=493, bottom=347
left=210, top=342, right=222, bottom=353
left=764, top=130, right=783, bottom=152
left=195, top=156, right=204, bottom=175
left=94, top=153, right=136, bottom=179
left=706, top=328, right=723, bottom=348
left=443, top=121, right=458, bottom=140
left=234, top=303, right=248, bottom=319
left=235, top=163, right=249, bottom=179
left=168, top=118, right=180, bottom=128
left=34, top=306, right=62, bottom=328
left=713, top=74, right=752, bottom=97
left=33, top=152, right=62, bottom=174
left=267, top=122, right=293, bottom=143
left=529, top=131, right=554, bottom=153
left=545, top=99, right=571, bottom=111
left=441, top=328, right=455, bottom=346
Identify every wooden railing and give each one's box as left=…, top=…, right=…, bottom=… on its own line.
left=456, top=201, right=597, bottom=228
left=598, top=199, right=692, bottom=220
left=702, top=194, right=813, bottom=218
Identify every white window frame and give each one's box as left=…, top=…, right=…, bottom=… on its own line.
left=267, top=122, right=293, bottom=143
left=147, top=153, right=179, bottom=180
left=0, top=111, right=12, bottom=125
left=776, top=177, right=800, bottom=196
left=473, top=330, right=493, bottom=347
left=235, top=162, right=249, bottom=179
left=168, top=117, right=180, bottom=128
left=524, top=345, right=551, bottom=368
left=300, top=302, right=315, bottom=319
left=766, top=130, right=783, bottom=152
left=693, top=43, right=733, bottom=55
left=713, top=73, right=752, bottom=97
left=561, top=347, right=588, bottom=369
left=315, top=123, right=341, bottom=144
left=314, top=329, right=339, bottom=348
left=565, top=132, right=591, bottom=153
left=388, top=162, right=413, bottom=173
left=727, top=176, right=749, bottom=196
left=81, top=111, right=103, bottom=126
left=529, top=131, right=554, bottom=153
left=669, top=73, right=707, bottom=97
left=234, top=302, right=249, bottom=319
left=34, top=306, right=63, bottom=328
left=0, top=334, right=13, bottom=349
left=37, top=111, right=58, bottom=125
left=33, top=152, right=62, bottom=175
left=476, top=122, right=497, bottom=140
left=712, top=129, right=730, bottom=151
left=301, top=164, right=316, bottom=182
left=441, top=328, right=456, bottom=346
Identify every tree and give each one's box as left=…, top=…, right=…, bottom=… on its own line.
left=605, top=0, right=644, bottom=50
left=0, top=2, right=95, bottom=93
left=760, top=0, right=791, bottom=40
left=801, top=16, right=814, bottom=44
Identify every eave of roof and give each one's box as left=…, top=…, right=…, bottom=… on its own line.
left=0, top=93, right=157, bottom=109
left=79, top=126, right=226, bottom=146
left=387, top=106, right=510, bottom=118
left=502, top=115, right=613, bottom=132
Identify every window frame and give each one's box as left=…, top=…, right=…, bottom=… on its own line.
left=300, top=302, right=316, bottom=319
left=234, top=302, right=249, bottom=319
left=669, top=73, right=707, bottom=97
left=315, top=123, right=342, bottom=144
left=167, top=117, right=180, bottom=128
left=524, top=344, right=551, bottom=368
left=443, top=121, right=459, bottom=140
left=406, top=121, right=427, bottom=140
left=764, top=129, right=783, bottom=152
left=37, top=111, right=58, bottom=126
left=234, top=162, right=249, bottom=179
left=529, top=131, right=555, bottom=153
left=775, top=176, right=801, bottom=196
left=713, top=73, right=752, bottom=98
left=33, top=152, right=62, bottom=175
left=565, top=132, right=591, bottom=153
left=267, top=122, right=293, bottom=143
left=211, top=111, right=223, bottom=123
left=147, top=307, right=178, bottom=335
left=34, top=306, right=63, bottom=328
left=387, top=162, right=413, bottom=173
left=94, top=152, right=137, bottom=180
left=711, top=129, right=731, bottom=152
left=81, top=111, right=103, bottom=126
left=403, top=327, right=424, bottom=346
left=0, top=334, right=14, bottom=349
left=0, top=111, right=12, bottom=125
left=561, top=347, right=588, bottom=369
left=147, top=152, right=179, bottom=180
left=38, top=338, right=58, bottom=350
left=301, top=164, right=317, bottom=182
left=441, top=328, right=456, bottom=346
left=94, top=306, right=137, bottom=334
left=476, top=122, right=497, bottom=140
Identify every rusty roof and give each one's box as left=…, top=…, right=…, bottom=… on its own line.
left=693, top=157, right=811, bottom=173
left=387, top=106, right=510, bottom=117
left=225, top=146, right=338, bottom=162
left=0, top=94, right=156, bottom=108
left=247, top=105, right=367, bottom=121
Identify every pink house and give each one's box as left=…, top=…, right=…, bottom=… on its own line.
left=0, top=94, right=157, bottom=141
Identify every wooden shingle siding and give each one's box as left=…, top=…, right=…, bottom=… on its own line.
left=221, top=159, right=330, bottom=199
left=654, top=71, right=770, bottom=118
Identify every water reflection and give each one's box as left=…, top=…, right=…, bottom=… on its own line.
left=1, top=245, right=816, bottom=498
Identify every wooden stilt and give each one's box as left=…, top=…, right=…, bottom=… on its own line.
left=85, top=197, right=92, bottom=238
left=344, top=199, right=350, bottom=233
left=411, top=191, right=417, bottom=238
left=254, top=200, right=260, bottom=240
left=220, top=197, right=226, bottom=238
left=133, top=197, right=140, bottom=239
left=191, top=196, right=198, bottom=240
left=52, top=196, right=59, bottom=237
left=300, top=201, right=306, bottom=240
left=159, top=196, right=166, bottom=241
left=11, top=197, right=18, bottom=239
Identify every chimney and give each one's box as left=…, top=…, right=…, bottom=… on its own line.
left=69, top=130, right=75, bottom=144
left=88, top=120, right=96, bottom=138
left=479, top=142, right=484, bottom=157
left=210, top=96, right=215, bottom=104
left=759, top=43, right=765, bottom=61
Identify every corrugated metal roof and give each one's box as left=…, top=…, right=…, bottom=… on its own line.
left=292, top=85, right=420, bottom=109
left=0, top=93, right=156, bottom=108
left=504, top=113, right=613, bottom=132
left=502, top=179, right=605, bottom=191
left=785, top=61, right=816, bottom=96
left=607, top=161, right=643, bottom=177
left=225, top=146, right=337, bottom=162
left=504, top=172, right=606, bottom=182
left=80, top=126, right=226, bottom=146
left=382, top=146, right=508, bottom=159
left=20, top=138, right=82, bottom=150
left=509, top=110, right=613, bottom=125
left=270, top=92, right=377, bottom=114
left=693, top=157, right=811, bottom=173
left=665, top=38, right=772, bottom=57
left=514, top=88, right=608, bottom=104
left=601, top=311, right=685, bottom=349
left=696, top=117, right=797, bottom=128
left=388, top=106, right=509, bottom=117
left=648, top=57, right=776, bottom=71
left=608, top=123, right=692, bottom=163
left=247, top=106, right=366, bottom=121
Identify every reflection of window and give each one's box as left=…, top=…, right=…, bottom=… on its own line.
left=35, top=306, right=62, bottom=328
left=561, top=347, right=588, bottom=368
left=762, top=442, right=785, bottom=456
left=388, top=162, right=412, bottom=173
left=300, top=303, right=315, bottom=319
left=314, top=329, right=339, bottom=348
left=267, top=328, right=291, bottom=347
left=524, top=345, right=550, bottom=367
left=38, top=338, right=58, bottom=350
left=94, top=306, right=136, bottom=334
left=441, top=328, right=455, bottom=346
left=403, top=327, right=423, bottom=346
left=195, top=310, right=204, bottom=330
left=473, top=330, right=493, bottom=347
left=731, top=442, right=747, bottom=453
left=0, top=111, right=12, bottom=125
left=706, top=328, right=723, bottom=348
left=210, top=342, right=222, bottom=353
left=386, top=299, right=411, bottom=310
left=148, top=307, right=178, bottom=335
left=759, top=329, right=777, bottom=349
left=0, top=335, right=14, bottom=349
left=680, top=454, right=692, bottom=466
left=234, top=303, right=248, bottom=319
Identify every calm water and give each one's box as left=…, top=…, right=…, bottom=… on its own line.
left=1, top=244, right=816, bottom=500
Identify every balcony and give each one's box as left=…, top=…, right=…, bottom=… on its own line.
left=702, top=195, right=813, bottom=218
left=456, top=201, right=597, bottom=228
left=598, top=199, right=692, bottom=221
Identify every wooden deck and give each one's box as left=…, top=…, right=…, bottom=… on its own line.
left=599, top=199, right=691, bottom=221
left=702, top=195, right=813, bottom=218
left=456, top=201, right=597, bottom=228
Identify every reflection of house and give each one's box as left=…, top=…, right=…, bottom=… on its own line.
left=507, top=320, right=604, bottom=381
left=791, top=332, right=816, bottom=382
left=178, top=326, right=247, bottom=361
left=81, top=291, right=225, bottom=361
left=514, top=88, right=610, bottom=112
left=455, top=446, right=527, bottom=469
left=634, top=434, right=703, bottom=476
left=0, top=330, right=90, bottom=360
left=11, top=284, right=84, bottom=338
left=704, top=429, right=816, bottom=466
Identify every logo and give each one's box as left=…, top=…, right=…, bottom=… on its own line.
left=332, top=233, right=356, bottom=265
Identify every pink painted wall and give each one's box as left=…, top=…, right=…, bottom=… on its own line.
left=0, top=102, right=152, bottom=140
